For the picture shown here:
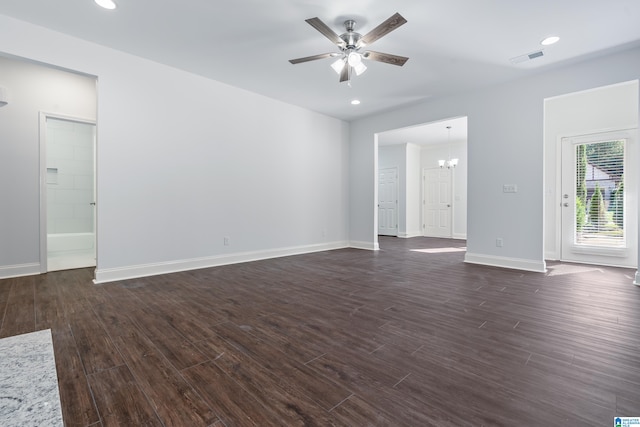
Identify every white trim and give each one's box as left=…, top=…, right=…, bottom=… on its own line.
left=464, top=252, right=547, bottom=273
left=452, top=233, right=467, bottom=240
left=634, top=270, right=639, bottom=285
left=39, top=112, right=47, bottom=273
left=349, top=240, right=380, bottom=251
left=0, top=263, right=41, bottom=279
left=94, top=241, right=350, bottom=284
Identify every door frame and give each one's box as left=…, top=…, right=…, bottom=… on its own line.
left=556, top=127, right=637, bottom=267
left=378, top=166, right=399, bottom=236
left=39, top=112, right=97, bottom=273
left=422, top=166, right=454, bottom=238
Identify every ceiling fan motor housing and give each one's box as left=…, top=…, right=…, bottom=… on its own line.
left=340, top=20, right=362, bottom=49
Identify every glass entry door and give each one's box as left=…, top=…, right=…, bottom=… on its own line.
left=560, top=130, right=637, bottom=267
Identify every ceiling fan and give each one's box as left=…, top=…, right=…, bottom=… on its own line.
left=289, top=12, right=408, bottom=83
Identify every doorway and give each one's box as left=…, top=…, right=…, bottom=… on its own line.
left=376, top=117, right=468, bottom=244
left=423, top=167, right=453, bottom=238
left=40, top=114, right=97, bottom=272
left=560, top=129, right=637, bottom=267
left=378, top=167, right=398, bottom=236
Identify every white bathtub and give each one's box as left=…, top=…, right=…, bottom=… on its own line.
left=47, top=233, right=95, bottom=252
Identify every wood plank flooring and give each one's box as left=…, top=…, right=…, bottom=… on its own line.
left=1, top=236, right=640, bottom=426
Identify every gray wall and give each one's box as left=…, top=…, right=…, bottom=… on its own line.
left=0, top=56, right=96, bottom=276
left=0, top=15, right=350, bottom=282
left=350, top=46, right=640, bottom=273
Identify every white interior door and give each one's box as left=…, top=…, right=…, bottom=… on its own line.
left=560, top=130, right=637, bottom=267
left=423, top=167, right=452, bottom=238
left=41, top=114, right=97, bottom=272
left=378, top=167, right=398, bottom=236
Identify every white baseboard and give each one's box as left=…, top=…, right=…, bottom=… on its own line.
left=349, top=240, right=380, bottom=251
left=94, top=241, right=350, bottom=284
left=544, top=250, right=560, bottom=261
left=398, top=231, right=422, bottom=239
left=0, top=263, right=41, bottom=280
left=464, top=252, right=547, bottom=273
left=422, top=234, right=467, bottom=240
left=635, top=270, right=639, bottom=286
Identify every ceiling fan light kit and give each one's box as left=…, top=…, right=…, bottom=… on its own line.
left=289, top=12, right=408, bottom=83
left=94, top=0, right=116, bottom=10
left=331, top=57, right=346, bottom=74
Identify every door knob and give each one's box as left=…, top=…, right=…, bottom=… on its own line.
left=90, top=202, right=96, bottom=206
left=563, top=202, right=569, bottom=207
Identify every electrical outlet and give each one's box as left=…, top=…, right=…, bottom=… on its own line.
left=496, top=238, right=503, bottom=247
left=223, top=237, right=230, bottom=246
left=503, top=184, right=518, bottom=193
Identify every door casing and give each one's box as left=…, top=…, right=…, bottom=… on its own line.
left=39, top=112, right=97, bottom=273
left=559, top=128, right=637, bottom=268
left=378, top=167, right=399, bottom=236
left=423, top=167, right=453, bottom=238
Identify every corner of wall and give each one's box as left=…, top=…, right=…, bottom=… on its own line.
left=464, top=252, right=547, bottom=273
left=349, top=240, right=380, bottom=251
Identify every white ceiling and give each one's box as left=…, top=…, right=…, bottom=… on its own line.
left=1, top=0, right=639, bottom=122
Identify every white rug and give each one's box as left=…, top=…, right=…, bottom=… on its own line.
left=0, top=329, right=63, bottom=427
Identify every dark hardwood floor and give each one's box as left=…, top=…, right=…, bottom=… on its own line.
left=1, top=236, right=640, bottom=426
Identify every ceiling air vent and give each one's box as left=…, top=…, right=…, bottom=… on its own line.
left=510, top=49, right=544, bottom=64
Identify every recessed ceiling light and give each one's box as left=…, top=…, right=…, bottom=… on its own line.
left=95, top=0, right=117, bottom=10
left=541, top=36, right=560, bottom=46
left=351, top=99, right=361, bottom=105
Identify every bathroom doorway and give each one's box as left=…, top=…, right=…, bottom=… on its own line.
left=40, top=114, right=96, bottom=272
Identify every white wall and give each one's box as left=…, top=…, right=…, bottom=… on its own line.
left=0, top=55, right=96, bottom=278
left=420, top=141, right=468, bottom=239
left=0, top=15, right=349, bottom=282
left=544, top=80, right=639, bottom=261
left=406, top=143, right=422, bottom=238
left=350, top=45, right=640, bottom=273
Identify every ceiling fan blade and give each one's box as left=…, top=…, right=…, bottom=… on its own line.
left=359, top=12, right=407, bottom=46
left=305, top=17, right=345, bottom=47
left=289, top=53, right=335, bottom=64
left=363, top=51, right=409, bottom=66
left=339, top=65, right=349, bottom=82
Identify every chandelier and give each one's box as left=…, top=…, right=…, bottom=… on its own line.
left=439, top=126, right=458, bottom=168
